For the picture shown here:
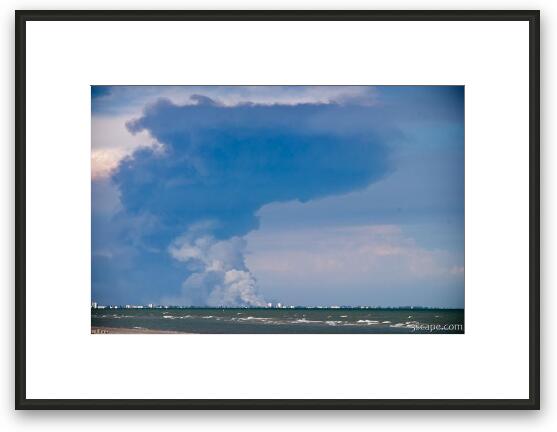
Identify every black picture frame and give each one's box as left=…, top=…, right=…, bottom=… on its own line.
left=15, top=10, right=540, bottom=410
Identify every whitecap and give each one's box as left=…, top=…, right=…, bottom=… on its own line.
left=357, top=319, right=379, bottom=324
left=326, top=321, right=343, bottom=326
left=294, top=318, right=321, bottom=323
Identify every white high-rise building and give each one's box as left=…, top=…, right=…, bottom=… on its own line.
left=91, top=301, right=97, bottom=309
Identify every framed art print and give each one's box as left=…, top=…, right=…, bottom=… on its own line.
left=15, top=10, right=540, bottom=409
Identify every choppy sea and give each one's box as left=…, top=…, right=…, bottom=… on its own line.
left=91, top=308, right=464, bottom=334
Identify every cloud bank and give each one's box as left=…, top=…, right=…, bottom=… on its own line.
left=108, top=96, right=392, bottom=306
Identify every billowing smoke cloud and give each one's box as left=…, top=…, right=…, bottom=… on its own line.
left=163, top=222, right=265, bottom=306
left=110, top=96, right=392, bottom=306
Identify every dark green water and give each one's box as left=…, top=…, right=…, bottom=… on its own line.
left=91, top=308, right=464, bottom=334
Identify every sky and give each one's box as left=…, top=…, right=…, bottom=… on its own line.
left=91, top=85, right=464, bottom=308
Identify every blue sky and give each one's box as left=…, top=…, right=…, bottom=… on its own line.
left=91, top=86, right=464, bottom=307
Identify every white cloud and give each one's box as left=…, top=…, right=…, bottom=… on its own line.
left=246, top=224, right=463, bottom=285
left=96, top=85, right=377, bottom=114
left=91, top=115, right=163, bottom=179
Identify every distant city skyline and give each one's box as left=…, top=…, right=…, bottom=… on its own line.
left=92, top=86, right=464, bottom=308
left=91, top=301, right=461, bottom=310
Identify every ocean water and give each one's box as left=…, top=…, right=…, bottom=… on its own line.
left=91, top=308, right=464, bottom=334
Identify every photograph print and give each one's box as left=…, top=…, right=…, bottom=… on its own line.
left=91, top=85, right=464, bottom=334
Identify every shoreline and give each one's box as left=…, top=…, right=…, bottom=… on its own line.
left=91, top=325, right=462, bottom=334
left=91, top=326, right=187, bottom=334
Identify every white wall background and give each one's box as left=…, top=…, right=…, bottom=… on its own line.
left=0, top=0, right=552, bottom=430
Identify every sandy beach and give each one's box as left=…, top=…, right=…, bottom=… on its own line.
left=91, top=326, right=183, bottom=334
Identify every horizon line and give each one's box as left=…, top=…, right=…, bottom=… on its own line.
left=91, top=304, right=464, bottom=310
